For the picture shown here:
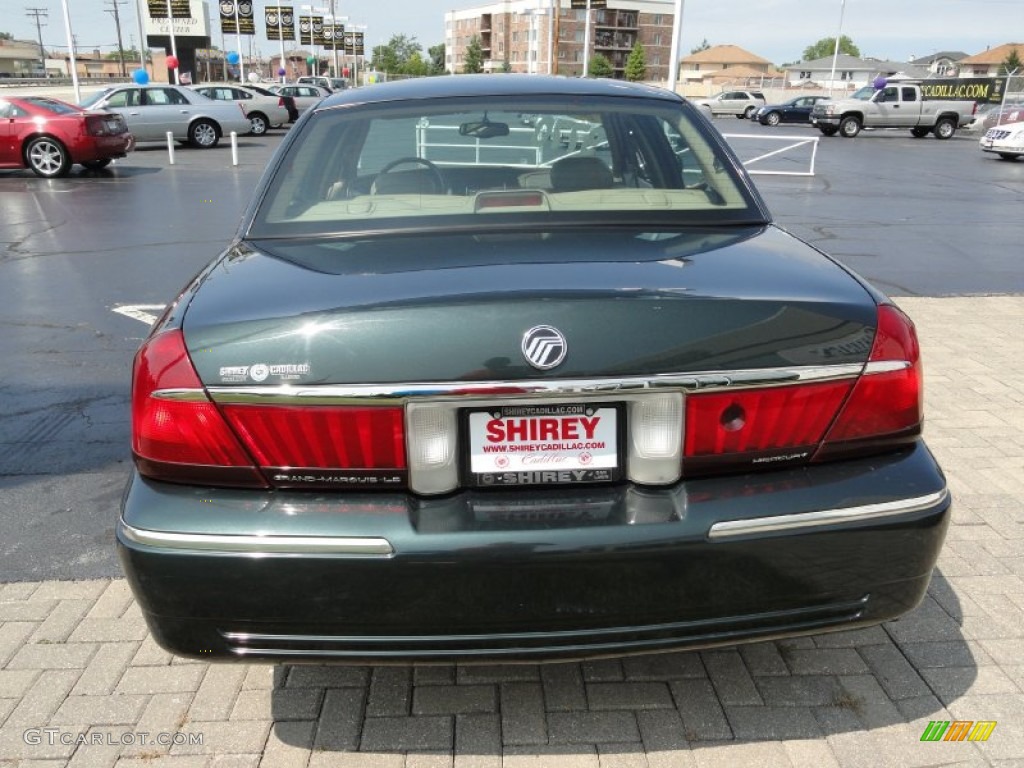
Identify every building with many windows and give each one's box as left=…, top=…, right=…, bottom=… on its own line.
left=444, top=0, right=674, bottom=80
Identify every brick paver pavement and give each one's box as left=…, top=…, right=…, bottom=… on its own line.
left=1, top=296, right=1021, bottom=767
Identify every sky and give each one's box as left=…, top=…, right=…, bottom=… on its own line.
left=7, top=0, right=1021, bottom=66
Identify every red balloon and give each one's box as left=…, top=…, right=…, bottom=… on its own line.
left=167, top=56, right=179, bottom=69
left=342, top=67, right=350, bottom=78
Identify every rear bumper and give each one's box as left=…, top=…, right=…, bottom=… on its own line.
left=77, top=134, right=132, bottom=161
left=118, top=442, right=950, bottom=662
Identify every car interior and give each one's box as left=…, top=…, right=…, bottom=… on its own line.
left=256, top=100, right=755, bottom=231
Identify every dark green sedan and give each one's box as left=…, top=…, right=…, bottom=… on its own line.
left=118, top=75, right=949, bottom=662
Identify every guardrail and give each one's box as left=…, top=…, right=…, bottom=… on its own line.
left=721, top=133, right=820, bottom=176
left=415, top=121, right=545, bottom=168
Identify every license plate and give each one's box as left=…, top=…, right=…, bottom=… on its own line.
left=465, top=403, right=621, bottom=487
left=981, top=138, right=994, bottom=148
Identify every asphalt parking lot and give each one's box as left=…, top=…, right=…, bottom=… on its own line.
left=0, top=107, right=1023, bottom=766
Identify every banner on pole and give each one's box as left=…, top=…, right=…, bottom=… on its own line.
left=265, top=6, right=295, bottom=41
left=220, top=0, right=255, bottom=35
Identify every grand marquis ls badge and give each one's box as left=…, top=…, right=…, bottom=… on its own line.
left=521, top=325, right=567, bottom=370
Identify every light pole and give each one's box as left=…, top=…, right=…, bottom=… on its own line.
left=581, top=3, right=591, bottom=77
left=58, top=0, right=80, bottom=101
left=667, top=0, right=685, bottom=91
left=275, top=3, right=286, bottom=82
left=326, top=0, right=346, bottom=79
left=301, top=5, right=327, bottom=77
left=234, top=0, right=245, bottom=81
left=346, top=23, right=365, bottom=85
left=132, top=0, right=149, bottom=76
left=828, top=0, right=846, bottom=96
left=164, top=0, right=178, bottom=83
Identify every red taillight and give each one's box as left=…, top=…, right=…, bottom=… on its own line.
left=683, top=380, right=853, bottom=474
left=131, top=330, right=265, bottom=487
left=277, top=97, right=285, bottom=107
left=221, top=406, right=406, bottom=470
left=681, top=303, right=923, bottom=475
left=816, top=303, right=922, bottom=458
left=85, top=114, right=108, bottom=136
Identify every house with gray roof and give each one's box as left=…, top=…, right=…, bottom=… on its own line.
left=909, top=51, right=969, bottom=77
left=782, top=54, right=927, bottom=91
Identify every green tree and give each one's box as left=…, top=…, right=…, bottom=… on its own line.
left=690, top=38, right=710, bottom=55
left=802, top=35, right=860, bottom=61
left=1001, top=46, right=1023, bottom=75
left=625, top=41, right=646, bottom=81
left=428, top=43, right=446, bottom=75
left=371, top=34, right=423, bottom=74
left=404, top=51, right=429, bottom=76
left=463, top=35, right=484, bottom=74
left=0, top=32, right=14, bottom=41
left=588, top=53, right=613, bottom=78
left=500, top=59, right=512, bottom=73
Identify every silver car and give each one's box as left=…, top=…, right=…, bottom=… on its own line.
left=192, top=84, right=290, bottom=135
left=81, top=84, right=252, bottom=148
left=266, top=84, right=331, bottom=116
left=691, top=90, right=766, bottom=119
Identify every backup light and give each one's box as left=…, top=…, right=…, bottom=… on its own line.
left=627, top=393, right=683, bottom=485
left=406, top=404, right=458, bottom=495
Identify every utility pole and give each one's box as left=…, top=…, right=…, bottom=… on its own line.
left=25, top=7, right=49, bottom=75
left=105, top=0, right=128, bottom=77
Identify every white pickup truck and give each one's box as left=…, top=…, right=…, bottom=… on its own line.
left=810, top=82, right=977, bottom=139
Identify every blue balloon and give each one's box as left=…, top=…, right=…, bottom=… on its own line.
left=132, top=68, right=149, bottom=85
left=227, top=51, right=240, bottom=65
left=873, top=75, right=888, bottom=89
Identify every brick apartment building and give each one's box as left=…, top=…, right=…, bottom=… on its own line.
left=444, top=0, right=674, bottom=79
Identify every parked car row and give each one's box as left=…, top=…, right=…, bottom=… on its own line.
left=79, top=84, right=252, bottom=149
left=0, top=78, right=343, bottom=178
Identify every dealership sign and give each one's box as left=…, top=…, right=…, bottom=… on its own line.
left=922, top=77, right=1007, bottom=105
left=144, top=0, right=210, bottom=38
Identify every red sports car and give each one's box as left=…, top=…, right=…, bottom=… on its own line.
left=0, top=95, right=133, bottom=178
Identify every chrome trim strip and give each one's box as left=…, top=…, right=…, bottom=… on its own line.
left=119, top=523, right=394, bottom=556
left=864, top=360, right=912, bottom=375
left=707, top=489, right=949, bottom=540
left=151, top=388, right=210, bottom=402
left=198, top=364, right=864, bottom=405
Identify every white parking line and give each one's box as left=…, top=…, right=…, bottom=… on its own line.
left=112, top=304, right=166, bottom=326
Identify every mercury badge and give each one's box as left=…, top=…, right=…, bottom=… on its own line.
left=521, top=325, right=567, bottom=370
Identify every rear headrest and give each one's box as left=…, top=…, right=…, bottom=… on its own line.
left=549, top=156, right=614, bottom=192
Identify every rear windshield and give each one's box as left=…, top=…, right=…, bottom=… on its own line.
left=249, top=94, right=763, bottom=237
left=23, top=97, right=81, bottom=114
